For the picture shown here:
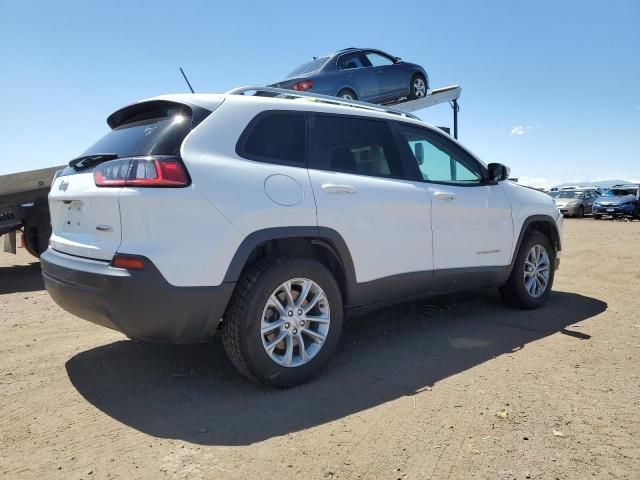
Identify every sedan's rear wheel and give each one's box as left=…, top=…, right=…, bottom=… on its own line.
left=337, top=89, right=357, bottom=100
left=409, top=74, right=427, bottom=99
left=222, top=256, right=343, bottom=387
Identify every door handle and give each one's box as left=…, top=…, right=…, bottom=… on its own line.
left=377, top=70, right=383, bottom=75
left=321, top=184, right=356, bottom=195
left=433, top=191, right=456, bottom=201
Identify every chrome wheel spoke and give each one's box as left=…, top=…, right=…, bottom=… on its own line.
left=265, top=330, right=288, bottom=352
left=262, top=318, right=286, bottom=335
left=282, top=281, right=295, bottom=308
left=268, top=295, right=287, bottom=317
left=303, top=313, right=330, bottom=324
left=296, top=332, right=309, bottom=362
left=301, top=327, right=326, bottom=343
left=282, top=334, right=294, bottom=366
left=296, top=279, right=312, bottom=308
left=303, top=291, right=325, bottom=314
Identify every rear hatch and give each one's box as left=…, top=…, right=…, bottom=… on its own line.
left=49, top=100, right=212, bottom=260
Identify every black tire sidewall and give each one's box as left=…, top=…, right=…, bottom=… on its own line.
left=510, top=232, right=555, bottom=309
left=239, top=258, right=343, bottom=387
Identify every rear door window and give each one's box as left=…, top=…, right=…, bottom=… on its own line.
left=308, top=114, right=404, bottom=178
left=337, top=53, right=367, bottom=70
left=236, top=111, right=306, bottom=166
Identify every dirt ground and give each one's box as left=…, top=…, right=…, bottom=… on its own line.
left=1, top=219, right=639, bottom=480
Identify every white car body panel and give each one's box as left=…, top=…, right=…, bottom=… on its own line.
left=421, top=183, right=514, bottom=269
left=308, top=170, right=433, bottom=283
left=49, top=173, right=122, bottom=260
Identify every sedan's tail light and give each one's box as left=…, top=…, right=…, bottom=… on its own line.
left=94, top=157, right=189, bottom=187
left=292, top=80, right=313, bottom=91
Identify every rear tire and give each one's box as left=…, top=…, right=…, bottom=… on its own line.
left=500, top=231, right=555, bottom=310
left=222, top=256, right=343, bottom=387
left=409, top=74, right=427, bottom=99
left=594, top=214, right=602, bottom=220
left=337, top=89, right=357, bottom=100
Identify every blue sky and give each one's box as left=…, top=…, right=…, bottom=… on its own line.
left=1, top=0, right=638, bottom=186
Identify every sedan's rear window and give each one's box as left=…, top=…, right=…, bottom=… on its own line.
left=286, top=57, right=329, bottom=78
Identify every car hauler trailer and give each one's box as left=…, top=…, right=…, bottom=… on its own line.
left=228, top=84, right=462, bottom=137
left=1, top=166, right=63, bottom=257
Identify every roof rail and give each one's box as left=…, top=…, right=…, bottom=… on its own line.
left=224, top=86, right=421, bottom=120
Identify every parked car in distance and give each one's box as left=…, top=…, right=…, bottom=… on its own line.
left=269, top=47, right=429, bottom=104
left=41, top=89, right=562, bottom=387
left=592, top=184, right=640, bottom=219
left=553, top=189, right=599, bottom=217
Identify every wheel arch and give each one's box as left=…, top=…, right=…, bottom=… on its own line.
left=223, top=227, right=357, bottom=305
left=508, top=215, right=561, bottom=276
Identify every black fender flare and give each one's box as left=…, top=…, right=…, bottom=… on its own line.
left=222, top=226, right=358, bottom=302
left=507, top=214, right=561, bottom=276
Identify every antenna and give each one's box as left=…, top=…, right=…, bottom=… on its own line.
left=179, top=67, right=195, bottom=93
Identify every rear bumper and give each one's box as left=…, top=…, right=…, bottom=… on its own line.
left=41, top=248, right=235, bottom=343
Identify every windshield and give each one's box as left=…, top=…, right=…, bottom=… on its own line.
left=608, top=188, right=637, bottom=197
left=286, top=57, right=329, bottom=78
left=556, top=191, right=583, bottom=199
left=82, top=112, right=192, bottom=158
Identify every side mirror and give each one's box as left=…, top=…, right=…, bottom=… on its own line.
left=394, top=57, right=402, bottom=63
left=487, top=163, right=510, bottom=182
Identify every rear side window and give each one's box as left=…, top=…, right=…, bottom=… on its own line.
left=308, top=114, right=404, bottom=178
left=237, top=111, right=306, bottom=166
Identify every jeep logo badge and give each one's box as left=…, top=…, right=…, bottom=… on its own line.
left=58, top=180, right=69, bottom=192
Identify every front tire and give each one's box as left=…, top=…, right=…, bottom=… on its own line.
left=500, top=231, right=555, bottom=309
left=222, top=256, right=343, bottom=387
left=577, top=205, right=584, bottom=218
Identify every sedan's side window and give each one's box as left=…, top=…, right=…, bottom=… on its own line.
left=396, top=124, right=483, bottom=185
left=308, top=114, right=404, bottom=178
left=365, top=52, right=394, bottom=67
left=337, top=53, right=366, bottom=70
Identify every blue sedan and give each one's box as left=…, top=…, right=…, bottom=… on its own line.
left=269, top=47, right=430, bottom=104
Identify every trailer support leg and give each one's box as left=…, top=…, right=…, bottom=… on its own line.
left=452, top=99, right=459, bottom=139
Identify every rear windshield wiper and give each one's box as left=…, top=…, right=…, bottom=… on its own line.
left=69, top=153, right=118, bottom=170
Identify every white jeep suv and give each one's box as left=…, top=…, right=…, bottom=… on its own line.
left=42, top=88, right=562, bottom=387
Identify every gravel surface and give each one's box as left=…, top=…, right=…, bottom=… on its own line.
left=1, top=219, right=639, bottom=479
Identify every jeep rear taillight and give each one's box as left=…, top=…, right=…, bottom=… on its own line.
left=292, top=80, right=313, bottom=91
left=94, top=157, right=189, bottom=187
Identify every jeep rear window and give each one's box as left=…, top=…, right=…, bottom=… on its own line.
left=80, top=102, right=195, bottom=159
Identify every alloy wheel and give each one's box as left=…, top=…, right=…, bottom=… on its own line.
left=523, top=244, right=550, bottom=298
left=413, top=78, right=426, bottom=98
left=260, top=278, right=331, bottom=367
